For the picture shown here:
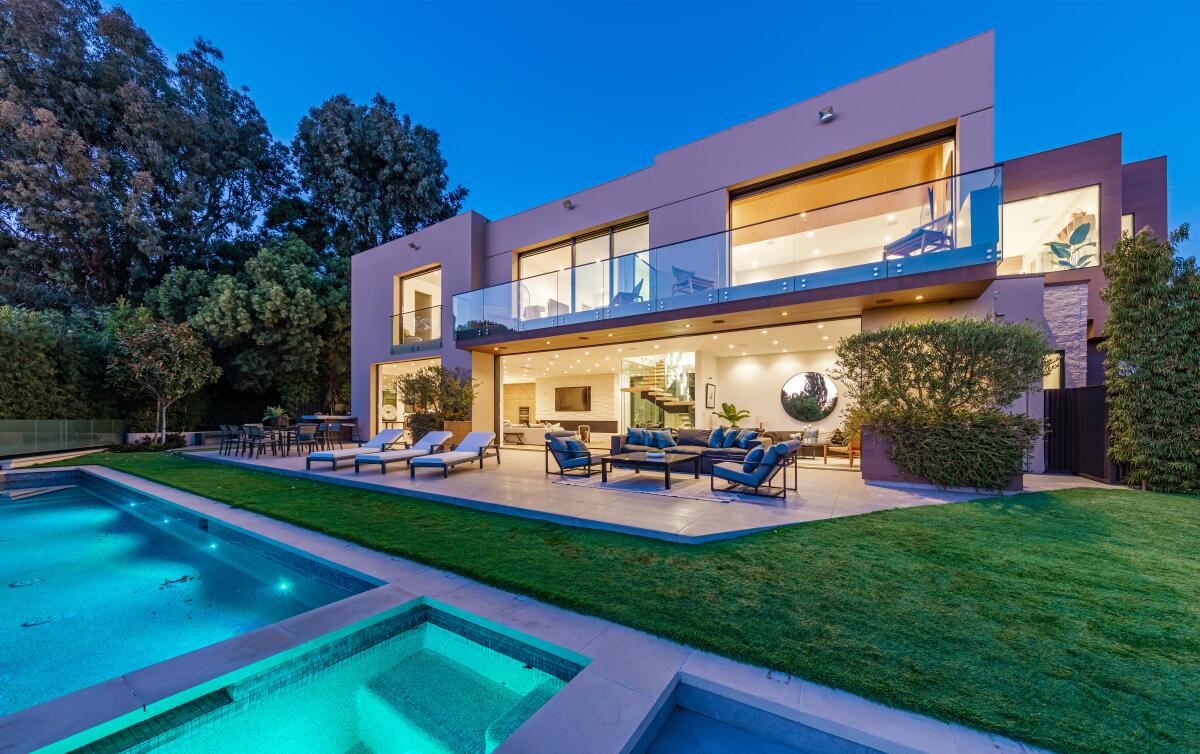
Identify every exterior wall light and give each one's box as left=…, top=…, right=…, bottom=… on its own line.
left=408, top=242, right=419, bottom=250
left=562, top=199, right=576, bottom=210
left=818, top=106, right=835, bottom=124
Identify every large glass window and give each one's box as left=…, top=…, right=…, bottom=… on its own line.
left=516, top=221, right=649, bottom=319
left=394, top=267, right=441, bottom=344
left=1000, top=186, right=1100, bottom=274
left=728, top=139, right=956, bottom=286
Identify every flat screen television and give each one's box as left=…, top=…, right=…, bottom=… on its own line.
left=554, top=386, right=591, bottom=412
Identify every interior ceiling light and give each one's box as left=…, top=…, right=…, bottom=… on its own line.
left=915, top=295, right=925, bottom=301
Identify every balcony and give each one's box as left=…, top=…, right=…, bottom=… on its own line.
left=453, top=167, right=1002, bottom=341
left=391, top=305, right=441, bottom=354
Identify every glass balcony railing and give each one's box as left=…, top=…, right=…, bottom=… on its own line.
left=0, top=419, right=125, bottom=457
left=453, top=166, right=1002, bottom=339
left=391, top=305, right=441, bottom=349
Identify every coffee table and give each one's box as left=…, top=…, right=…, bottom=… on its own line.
left=601, top=451, right=700, bottom=490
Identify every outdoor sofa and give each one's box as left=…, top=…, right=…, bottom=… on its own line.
left=610, top=427, right=764, bottom=475
left=409, top=432, right=499, bottom=478
left=354, top=431, right=453, bottom=474
left=304, top=428, right=404, bottom=471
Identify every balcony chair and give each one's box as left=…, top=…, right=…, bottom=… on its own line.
left=305, top=428, right=405, bottom=471
left=545, top=430, right=607, bottom=477
left=410, top=432, right=500, bottom=478
left=883, top=187, right=954, bottom=260
left=610, top=278, right=644, bottom=306
left=710, top=439, right=803, bottom=499
left=670, top=266, right=716, bottom=294
left=354, top=430, right=453, bottom=474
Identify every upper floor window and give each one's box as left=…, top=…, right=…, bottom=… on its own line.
left=516, top=221, right=649, bottom=316
left=1000, top=186, right=1100, bottom=274
left=394, top=267, right=441, bottom=343
left=1121, top=213, right=1135, bottom=238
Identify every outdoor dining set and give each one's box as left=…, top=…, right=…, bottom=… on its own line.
left=217, top=420, right=360, bottom=458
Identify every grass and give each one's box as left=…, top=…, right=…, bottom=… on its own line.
left=37, top=452, right=1200, bottom=754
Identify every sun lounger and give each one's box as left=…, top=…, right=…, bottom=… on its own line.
left=305, top=429, right=404, bottom=470
left=354, top=431, right=454, bottom=474
left=409, top=432, right=499, bottom=478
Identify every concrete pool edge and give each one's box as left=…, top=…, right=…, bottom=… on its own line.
left=2, top=466, right=1051, bottom=754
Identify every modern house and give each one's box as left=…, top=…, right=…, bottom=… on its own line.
left=350, top=31, right=1166, bottom=474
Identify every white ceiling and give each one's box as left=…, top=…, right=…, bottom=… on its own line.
left=500, top=318, right=860, bottom=383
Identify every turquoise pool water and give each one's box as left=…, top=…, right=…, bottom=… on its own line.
left=139, top=620, right=566, bottom=754
left=0, top=484, right=369, bottom=717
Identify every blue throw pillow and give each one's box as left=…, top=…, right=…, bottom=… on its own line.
left=761, top=444, right=786, bottom=467
left=734, top=430, right=759, bottom=449
left=627, top=428, right=645, bottom=446
left=722, top=429, right=740, bottom=448
left=651, top=430, right=676, bottom=449
left=708, top=427, right=725, bottom=448
left=742, top=446, right=765, bottom=472
left=548, top=436, right=569, bottom=452
left=565, top=439, right=588, bottom=454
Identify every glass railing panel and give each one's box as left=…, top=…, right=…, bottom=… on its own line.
left=483, top=280, right=519, bottom=334
left=607, top=251, right=654, bottom=318
left=392, top=305, right=442, bottom=347
left=514, top=268, right=569, bottom=330
left=0, top=419, right=124, bottom=456
left=653, top=234, right=724, bottom=312
left=452, top=290, right=485, bottom=337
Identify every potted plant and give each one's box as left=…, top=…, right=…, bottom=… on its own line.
left=712, top=402, right=751, bottom=428
left=394, top=365, right=478, bottom=446
left=262, top=406, right=289, bottom=427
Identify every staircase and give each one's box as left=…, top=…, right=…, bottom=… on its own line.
left=621, top=360, right=695, bottom=426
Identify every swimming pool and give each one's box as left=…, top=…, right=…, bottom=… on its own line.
left=0, top=479, right=377, bottom=717
left=72, top=600, right=584, bottom=754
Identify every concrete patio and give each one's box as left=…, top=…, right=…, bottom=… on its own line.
left=187, top=446, right=1110, bottom=543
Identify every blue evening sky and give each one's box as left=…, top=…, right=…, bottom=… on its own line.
left=116, top=1, right=1198, bottom=256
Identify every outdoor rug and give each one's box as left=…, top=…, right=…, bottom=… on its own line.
left=552, top=472, right=787, bottom=506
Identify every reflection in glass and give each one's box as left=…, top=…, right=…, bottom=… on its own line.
left=1000, top=185, right=1100, bottom=274
left=780, top=372, right=838, bottom=421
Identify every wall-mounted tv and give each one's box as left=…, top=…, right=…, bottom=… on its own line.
left=555, top=386, right=591, bottom=412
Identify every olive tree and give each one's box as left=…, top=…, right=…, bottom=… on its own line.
left=106, top=314, right=221, bottom=440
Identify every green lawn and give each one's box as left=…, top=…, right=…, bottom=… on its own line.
left=37, top=452, right=1200, bottom=754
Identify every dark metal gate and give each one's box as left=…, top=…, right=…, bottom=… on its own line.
left=1044, top=385, right=1125, bottom=484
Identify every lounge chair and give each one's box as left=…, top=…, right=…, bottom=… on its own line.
left=824, top=432, right=861, bottom=467
left=710, top=439, right=803, bottom=499
left=670, top=265, right=716, bottom=294
left=409, top=431, right=499, bottom=478
left=883, top=186, right=954, bottom=259
left=610, top=278, right=644, bottom=306
left=545, top=430, right=606, bottom=477
left=305, top=428, right=404, bottom=470
left=354, top=431, right=454, bottom=474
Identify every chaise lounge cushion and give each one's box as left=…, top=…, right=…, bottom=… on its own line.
left=712, top=461, right=760, bottom=488
left=411, top=451, right=479, bottom=467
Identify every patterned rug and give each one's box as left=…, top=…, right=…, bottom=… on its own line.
left=552, top=470, right=786, bottom=506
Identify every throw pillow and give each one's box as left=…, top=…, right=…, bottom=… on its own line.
left=548, top=436, right=569, bottom=452
left=651, top=430, right=676, bottom=449
left=708, top=427, right=726, bottom=448
left=722, top=429, right=740, bottom=448
left=565, top=439, right=588, bottom=454
left=742, top=446, right=765, bottom=472
left=734, top=430, right=759, bottom=449
left=627, top=428, right=645, bottom=446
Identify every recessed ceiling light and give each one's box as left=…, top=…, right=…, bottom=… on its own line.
left=823, top=336, right=828, bottom=340
left=915, top=295, right=924, bottom=301
left=760, top=330, right=768, bottom=334
left=817, top=323, right=824, bottom=329
left=741, top=352, right=747, bottom=356
left=618, top=348, right=623, bottom=352
left=812, top=249, right=820, bottom=255
left=684, top=323, right=691, bottom=328
left=728, top=344, right=733, bottom=349
left=806, top=231, right=815, bottom=238
left=607, top=333, right=613, bottom=337
left=584, top=351, right=590, bottom=355
left=781, top=311, right=788, bottom=316
left=772, top=340, right=778, bottom=345
left=782, top=348, right=788, bottom=353
left=546, top=340, right=551, bottom=344
left=712, top=335, right=719, bottom=340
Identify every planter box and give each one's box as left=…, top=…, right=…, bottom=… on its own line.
left=442, top=420, right=473, bottom=449
left=860, top=426, right=1023, bottom=493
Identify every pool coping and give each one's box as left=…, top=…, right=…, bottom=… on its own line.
left=1, top=466, right=1050, bottom=754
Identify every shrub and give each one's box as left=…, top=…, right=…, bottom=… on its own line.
left=393, top=365, right=477, bottom=441
left=108, top=433, right=186, bottom=453
left=1101, top=225, right=1200, bottom=492
left=833, top=317, right=1050, bottom=490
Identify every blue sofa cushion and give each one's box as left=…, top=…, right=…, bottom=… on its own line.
left=751, top=444, right=788, bottom=483
left=742, top=446, right=765, bottom=472
left=548, top=435, right=570, bottom=452
left=565, top=439, right=588, bottom=454
left=560, top=455, right=592, bottom=469
left=627, top=428, right=647, bottom=446
left=708, top=427, right=725, bottom=448
left=712, top=461, right=760, bottom=487
left=650, top=430, right=675, bottom=449
left=734, top=430, right=759, bottom=449
left=721, top=430, right=740, bottom=448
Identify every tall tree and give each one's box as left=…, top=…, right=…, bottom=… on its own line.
left=1101, top=225, right=1200, bottom=493
left=0, top=0, right=288, bottom=308
left=290, top=93, right=467, bottom=255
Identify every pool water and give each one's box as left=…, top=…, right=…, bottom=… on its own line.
left=0, top=485, right=367, bottom=717
left=124, top=621, right=566, bottom=754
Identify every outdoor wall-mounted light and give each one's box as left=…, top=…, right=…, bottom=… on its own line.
left=818, top=106, right=835, bottom=124
left=408, top=242, right=419, bottom=250
left=562, top=199, right=576, bottom=210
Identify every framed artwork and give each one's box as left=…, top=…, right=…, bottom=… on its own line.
left=705, top=383, right=717, bottom=409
